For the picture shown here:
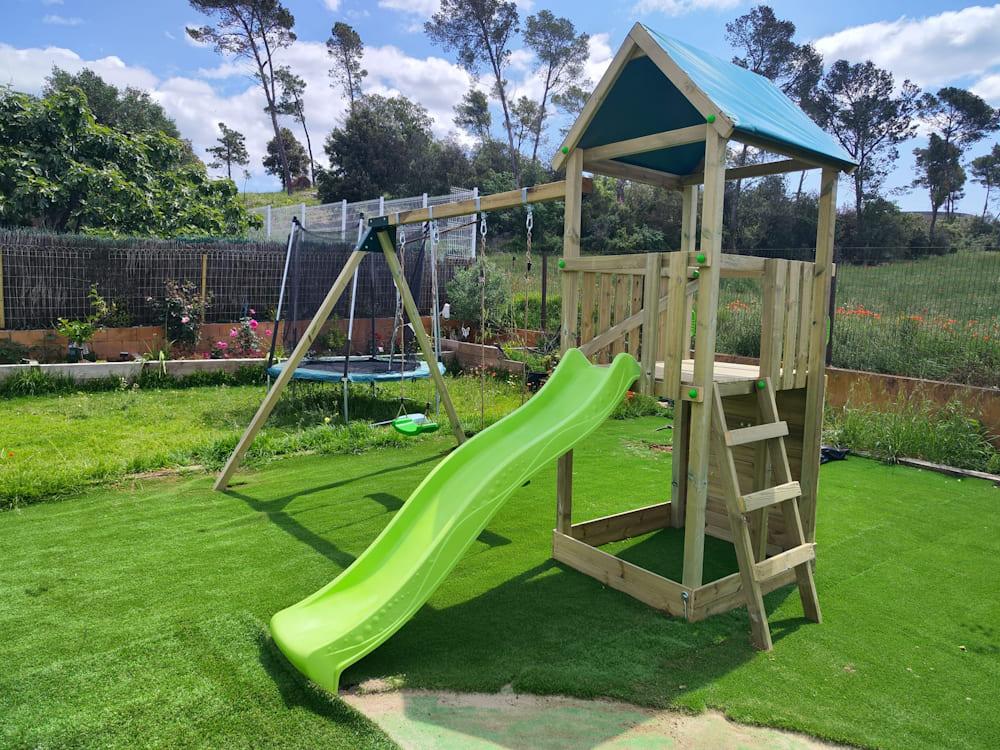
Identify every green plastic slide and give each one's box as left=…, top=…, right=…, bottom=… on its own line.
left=270, top=349, right=641, bottom=693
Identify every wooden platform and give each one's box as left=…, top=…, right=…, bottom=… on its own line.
left=654, top=359, right=801, bottom=393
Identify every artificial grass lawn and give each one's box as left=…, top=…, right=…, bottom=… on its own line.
left=3, top=416, right=999, bottom=749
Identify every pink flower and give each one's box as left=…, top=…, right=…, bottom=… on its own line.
left=230, top=328, right=237, bottom=337
left=264, top=329, right=272, bottom=336
left=249, top=308, right=255, bottom=315
left=249, top=319, right=258, bottom=330
left=180, top=315, right=190, bottom=324
left=217, top=341, right=228, bottom=349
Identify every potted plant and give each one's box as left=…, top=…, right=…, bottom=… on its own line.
left=55, top=318, right=99, bottom=362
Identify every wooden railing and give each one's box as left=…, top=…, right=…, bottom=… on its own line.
left=562, top=252, right=822, bottom=396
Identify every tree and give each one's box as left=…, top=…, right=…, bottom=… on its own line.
left=817, top=60, right=921, bottom=240
left=510, top=96, right=541, bottom=156
left=317, top=94, right=437, bottom=202
left=205, top=122, right=249, bottom=179
left=725, top=6, right=822, bottom=246
left=187, top=0, right=297, bottom=194
left=43, top=67, right=199, bottom=164
left=326, top=22, right=367, bottom=111
left=263, top=127, right=308, bottom=188
left=913, top=134, right=964, bottom=242
left=0, top=88, right=255, bottom=236
left=919, top=87, right=999, bottom=216
left=523, top=10, right=590, bottom=163
left=273, top=67, right=316, bottom=185
left=971, top=144, right=1000, bottom=218
left=453, top=88, right=491, bottom=141
left=426, top=0, right=522, bottom=184
left=551, top=84, right=589, bottom=134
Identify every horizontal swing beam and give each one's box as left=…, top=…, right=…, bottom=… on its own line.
left=369, top=178, right=593, bottom=228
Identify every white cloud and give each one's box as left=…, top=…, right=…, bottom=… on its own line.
left=42, top=14, right=83, bottom=26
left=322, top=0, right=341, bottom=10
left=972, top=72, right=1000, bottom=104
left=378, top=0, right=533, bottom=17
left=633, top=0, right=740, bottom=16
left=0, top=43, right=158, bottom=91
left=813, top=5, right=1000, bottom=87
left=41, top=0, right=64, bottom=5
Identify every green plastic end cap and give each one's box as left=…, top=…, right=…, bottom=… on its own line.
left=706, top=114, right=716, bottom=124
left=692, top=269, right=700, bottom=279
left=757, top=379, right=767, bottom=390
left=561, top=146, right=569, bottom=154
left=558, top=258, right=566, bottom=269
left=696, top=252, right=706, bottom=264
left=688, top=387, right=699, bottom=399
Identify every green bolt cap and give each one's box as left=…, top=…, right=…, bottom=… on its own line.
left=706, top=114, right=716, bottom=124
left=696, top=252, right=706, bottom=264
left=561, top=146, right=569, bottom=154
left=688, top=388, right=699, bottom=399
left=757, top=379, right=767, bottom=390
left=558, top=258, right=566, bottom=269
left=692, top=269, right=700, bottom=279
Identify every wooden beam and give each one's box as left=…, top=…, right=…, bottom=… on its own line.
left=561, top=254, right=649, bottom=272
left=682, top=158, right=814, bottom=186
left=552, top=35, right=641, bottom=171
left=681, top=129, right=727, bottom=588
left=373, top=178, right=591, bottom=228
left=378, top=231, right=466, bottom=446
left=556, top=451, right=573, bottom=534
left=689, top=567, right=796, bottom=622
left=638, top=252, right=661, bottom=394
left=732, top=131, right=851, bottom=173
left=629, top=23, right=734, bottom=138
left=560, top=150, right=584, bottom=354
left=214, top=246, right=367, bottom=490
left=670, top=399, right=691, bottom=528
left=570, top=502, right=672, bottom=547
left=800, top=168, right=839, bottom=542
left=583, top=158, right=681, bottom=189
left=582, top=125, right=705, bottom=163
left=754, top=543, right=815, bottom=582
left=552, top=531, right=690, bottom=618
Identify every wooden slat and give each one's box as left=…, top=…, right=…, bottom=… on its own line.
left=560, top=150, right=584, bottom=354
left=725, top=421, right=788, bottom=447
left=560, top=254, right=649, bottom=272
left=570, top=502, right=672, bottom=547
left=580, top=272, right=596, bottom=347
left=612, top=275, right=628, bottom=356
left=670, top=399, right=690, bottom=528
left=780, top=262, right=800, bottom=389
left=754, top=543, right=815, bottom=582
left=628, top=275, right=643, bottom=355
left=597, top=274, right=613, bottom=363
left=689, top=567, right=796, bottom=621
left=552, top=531, right=689, bottom=618
left=556, top=451, right=573, bottom=534
left=794, top=263, right=813, bottom=388
left=740, top=481, right=801, bottom=513
left=758, top=259, right=785, bottom=382
left=662, top=252, right=688, bottom=399
left=583, top=124, right=706, bottom=162
left=638, top=253, right=661, bottom=394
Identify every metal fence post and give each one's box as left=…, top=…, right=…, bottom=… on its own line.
left=265, top=205, right=272, bottom=239
left=341, top=199, right=347, bottom=235
left=471, top=187, right=479, bottom=257
left=300, top=203, right=307, bottom=228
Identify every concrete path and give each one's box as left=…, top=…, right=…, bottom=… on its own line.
left=343, top=688, right=848, bottom=750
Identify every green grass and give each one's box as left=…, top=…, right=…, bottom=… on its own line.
left=2, top=417, right=998, bottom=749
left=242, top=189, right=321, bottom=210
left=0, top=374, right=526, bottom=509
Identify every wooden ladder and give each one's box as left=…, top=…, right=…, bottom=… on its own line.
left=710, top=378, right=822, bottom=649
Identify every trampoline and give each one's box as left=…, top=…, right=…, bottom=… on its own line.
left=267, top=355, right=445, bottom=383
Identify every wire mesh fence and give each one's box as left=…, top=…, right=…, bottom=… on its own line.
left=715, top=246, right=1000, bottom=387
left=249, top=187, right=479, bottom=260
left=0, top=229, right=473, bottom=331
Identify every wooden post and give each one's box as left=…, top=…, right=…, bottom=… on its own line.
left=800, top=169, right=838, bottom=542
left=556, top=451, right=573, bottom=534
left=214, top=249, right=368, bottom=490
left=670, top=399, right=690, bottom=527
left=681, top=184, right=698, bottom=253
left=681, top=128, right=726, bottom=588
left=199, top=253, right=208, bottom=325
left=378, top=232, right=466, bottom=446
left=560, top=148, right=583, bottom=354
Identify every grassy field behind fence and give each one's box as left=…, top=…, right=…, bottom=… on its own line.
left=495, top=249, right=1000, bottom=387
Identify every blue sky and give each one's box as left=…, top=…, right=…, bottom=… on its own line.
left=3, top=0, right=1000, bottom=214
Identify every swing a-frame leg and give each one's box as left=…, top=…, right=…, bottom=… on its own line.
left=214, top=229, right=464, bottom=492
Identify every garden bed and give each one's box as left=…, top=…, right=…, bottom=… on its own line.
left=0, top=356, right=265, bottom=383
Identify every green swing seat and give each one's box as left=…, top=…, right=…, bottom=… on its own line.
left=391, top=413, right=440, bottom=436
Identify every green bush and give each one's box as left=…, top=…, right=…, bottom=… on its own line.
left=446, top=259, right=512, bottom=330
left=611, top=391, right=667, bottom=420
left=825, top=397, right=1000, bottom=473
left=0, top=338, right=29, bottom=364
left=0, top=365, right=265, bottom=399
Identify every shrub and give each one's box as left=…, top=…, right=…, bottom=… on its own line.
left=0, top=338, right=30, bottom=364
left=148, top=279, right=209, bottom=354
left=446, top=259, right=511, bottom=331
left=611, top=391, right=667, bottom=420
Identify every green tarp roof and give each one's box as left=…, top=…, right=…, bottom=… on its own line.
left=577, top=26, right=856, bottom=175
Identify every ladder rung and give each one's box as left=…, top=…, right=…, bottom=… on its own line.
left=753, top=543, right=815, bottom=581
left=740, top=481, right=801, bottom=513
left=724, top=421, right=788, bottom=447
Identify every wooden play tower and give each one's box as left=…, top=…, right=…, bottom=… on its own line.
left=549, top=24, right=855, bottom=648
